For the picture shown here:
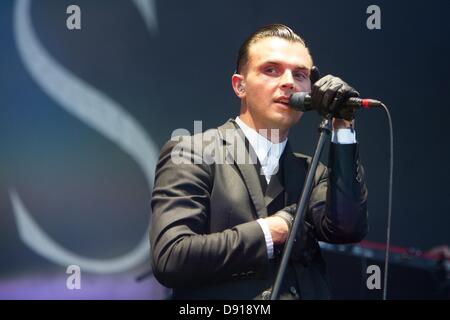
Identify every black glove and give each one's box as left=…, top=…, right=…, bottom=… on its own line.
left=272, top=203, right=297, bottom=230
left=273, top=204, right=319, bottom=265
left=311, top=75, right=360, bottom=121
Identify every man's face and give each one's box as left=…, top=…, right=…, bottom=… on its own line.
left=238, top=37, right=312, bottom=134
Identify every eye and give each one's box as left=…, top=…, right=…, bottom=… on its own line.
left=294, top=72, right=308, bottom=80
left=264, top=66, right=278, bottom=75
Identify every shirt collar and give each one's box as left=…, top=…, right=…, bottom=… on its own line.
left=235, top=116, right=287, bottom=164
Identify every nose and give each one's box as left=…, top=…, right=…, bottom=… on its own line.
left=280, top=70, right=295, bottom=90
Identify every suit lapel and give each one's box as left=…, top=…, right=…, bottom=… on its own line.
left=217, top=120, right=308, bottom=214
left=217, top=120, right=268, bottom=218
left=264, top=166, right=284, bottom=207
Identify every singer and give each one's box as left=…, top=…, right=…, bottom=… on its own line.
left=150, top=24, right=368, bottom=299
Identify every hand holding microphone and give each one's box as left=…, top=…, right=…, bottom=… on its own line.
left=289, top=71, right=382, bottom=121
left=312, top=75, right=360, bottom=120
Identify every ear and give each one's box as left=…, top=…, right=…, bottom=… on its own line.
left=231, top=73, right=246, bottom=98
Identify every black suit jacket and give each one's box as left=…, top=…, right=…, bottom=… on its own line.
left=150, top=119, right=368, bottom=299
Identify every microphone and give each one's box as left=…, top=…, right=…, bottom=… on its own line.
left=289, top=92, right=382, bottom=112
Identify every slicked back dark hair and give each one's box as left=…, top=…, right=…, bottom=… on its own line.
left=235, top=24, right=310, bottom=74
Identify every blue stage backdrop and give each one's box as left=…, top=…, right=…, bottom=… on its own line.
left=0, top=0, right=449, bottom=299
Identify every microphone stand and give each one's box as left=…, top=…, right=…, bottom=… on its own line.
left=270, top=116, right=332, bottom=300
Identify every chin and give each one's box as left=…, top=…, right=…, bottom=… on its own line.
left=270, top=112, right=298, bottom=127
left=264, top=118, right=294, bottom=133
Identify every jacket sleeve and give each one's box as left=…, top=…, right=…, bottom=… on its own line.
left=307, top=143, right=368, bottom=243
left=150, top=137, right=269, bottom=288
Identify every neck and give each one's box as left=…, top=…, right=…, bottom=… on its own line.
left=238, top=113, right=288, bottom=143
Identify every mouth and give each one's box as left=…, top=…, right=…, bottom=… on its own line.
left=273, top=97, right=291, bottom=108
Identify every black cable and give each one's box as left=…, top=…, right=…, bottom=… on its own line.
left=381, top=103, right=393, bottom=300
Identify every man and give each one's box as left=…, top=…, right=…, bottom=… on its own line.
left=150, top=24, right=368, bottom=299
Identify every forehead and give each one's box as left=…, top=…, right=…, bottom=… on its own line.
left=247, top=37, right=312, bottom=69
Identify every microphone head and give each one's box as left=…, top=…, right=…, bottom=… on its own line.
left=289, top=92, right=313, bottom=112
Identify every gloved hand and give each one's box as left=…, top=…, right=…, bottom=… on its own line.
left=272, top=203, right=297, bottom=230
left=273, top=203, right=319, bottom=265
left=311, top=75, right=359, bottom=121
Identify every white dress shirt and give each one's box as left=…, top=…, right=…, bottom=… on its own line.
left=235, top=116, right=287, bottom=184
left=235, top=116, right=356, bottom=259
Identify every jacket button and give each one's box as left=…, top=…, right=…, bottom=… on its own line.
left=261, top=290, right=271, bottom=300
left=290, top=286, right=300, bottom=298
